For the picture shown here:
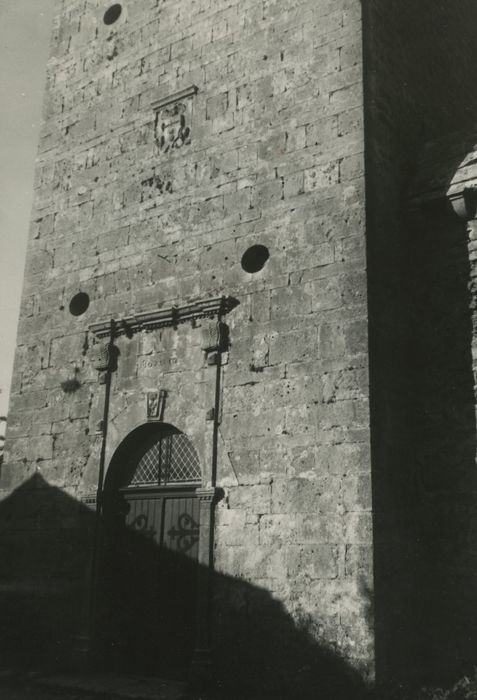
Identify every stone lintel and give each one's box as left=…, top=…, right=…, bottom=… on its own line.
left=88, top=296, right=238, bottom=339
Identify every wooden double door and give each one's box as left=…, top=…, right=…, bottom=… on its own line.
left=101, top=486, right=200, bottom=677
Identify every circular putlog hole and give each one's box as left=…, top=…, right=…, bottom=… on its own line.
left=69, top=292, right=90, bottom=316
left=103, top=3, right=122, bottom=25
left=241, top=244, right=270, bottom=273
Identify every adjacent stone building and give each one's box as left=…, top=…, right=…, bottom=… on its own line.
left=2, top=0, right=477, bottom=696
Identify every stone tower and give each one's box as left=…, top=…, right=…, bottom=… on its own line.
left=3, top=0, right=477, bottom=696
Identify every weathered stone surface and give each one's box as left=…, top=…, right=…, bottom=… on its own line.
left=1, top=0, right=375, bottom=689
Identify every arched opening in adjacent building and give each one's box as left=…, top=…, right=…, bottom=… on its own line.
left=97, top=422, right=202, bottom=677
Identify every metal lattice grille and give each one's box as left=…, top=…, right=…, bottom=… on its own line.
left=130, top=433, right=201, bottom=486
left=132, top=442, right=162, bottom=485
left=167, top=433, right=200, bottom=482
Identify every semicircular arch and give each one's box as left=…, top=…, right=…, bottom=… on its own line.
left=104, top=422, right=202, bottom=492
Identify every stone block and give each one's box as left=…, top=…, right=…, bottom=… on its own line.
left=319, top=323, right=346, bottom=359
left=344, top=318, right=368, bottom=356
left=283, top=171, right=305, bottom=198
left=241, top=545, right=287, bottom=580
left=343, top=512, right=373, bottom=544
left=227, top=483, right=271, bottom=514
left=271, top=476, right=341, bottom=514
left=216, top=522, right=259, bottom=547
left=270, top=285, right=312, bottom=320
left=259, top=513, right=297, bottom=546
left=303, top=161, right=340, bottom=192
left=344, top=544, right=373, bottom=583
left=224, top=448, right=261, bottom=484
left=294, top=513, right=344, bottom=544
left=322, top=368, right=368, bottom=403
left=25, top=248, right=54, bottom=277
left=269, top=329, right=316, bottom=365
left=221, top=407, right=286, bottom=440
left=318, top=441, right=370, bottom=474
left=0, top=461, right=37, bottom=491
left=342, top=474, right=372, bottom=512
left=308, top=277, right=342, bottom=312
left=286, top=544, right=340, bottom=580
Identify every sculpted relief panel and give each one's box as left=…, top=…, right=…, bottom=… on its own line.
left=156, top=101, right=191, bottom=153
left=153, top=85, right=198, bottom=155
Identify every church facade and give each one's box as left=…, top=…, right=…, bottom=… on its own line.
left=2, top=0, right=477, bottom=696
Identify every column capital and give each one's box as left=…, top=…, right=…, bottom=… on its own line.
left=195, top=486, right=220, bottom=504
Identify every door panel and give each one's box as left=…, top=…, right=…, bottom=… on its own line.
left=158, top=495, right=199, bottom=674
left=102, top=488, right=199, bottom=677
left=163, top=496, right=200, bottom=557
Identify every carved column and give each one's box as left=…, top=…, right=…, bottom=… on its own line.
left=71, top=329, right=116, bottom=670
left=191, top=486, right=218, bottom=684
left=71, top=496, right=97, bottom=670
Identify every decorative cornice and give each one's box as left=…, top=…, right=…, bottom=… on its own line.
left=89, top=296, right=239, bottom=339
left=151, top=85, right=198, bottom=111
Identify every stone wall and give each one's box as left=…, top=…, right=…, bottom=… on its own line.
left=1, top=0, right=373, bottom=689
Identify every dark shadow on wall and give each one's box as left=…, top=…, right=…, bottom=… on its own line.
left=368, top=199, right=477, bottom=689
left=363, top=0, right=477, bottom=689
left=406, top=203, right=477, bottom=682
left=0, top=474, right=95, bottom=671
left=0, top=474, right=373, bottom=700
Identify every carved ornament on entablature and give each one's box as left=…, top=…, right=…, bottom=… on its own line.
left=152, top=85, right=198, bottom=155
left=200, top=318, right=230, bottom=354
left=88, top=296, right=238, bottom=340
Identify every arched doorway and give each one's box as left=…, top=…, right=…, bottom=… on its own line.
left=98, top=423, right=202, bottom=677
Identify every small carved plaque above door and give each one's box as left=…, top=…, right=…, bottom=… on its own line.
left=147, top=390, right=160, bottom=419
left=146, top=389, right=167, bottom=421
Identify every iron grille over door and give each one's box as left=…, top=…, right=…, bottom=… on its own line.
left=129, top=431, right=201, bottom=487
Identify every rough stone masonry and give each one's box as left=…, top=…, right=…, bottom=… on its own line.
left=0, top=0, right=374, bottom=695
